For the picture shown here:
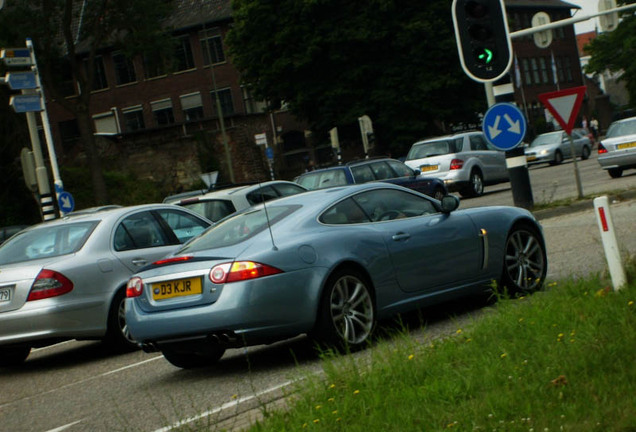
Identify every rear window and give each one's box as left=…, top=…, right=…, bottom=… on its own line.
left=605, top=119, right=636, bottom=138
left=0, top=222, right=97, bottom=264
left=406, top=138, right=462, bottom=160
left=180, top=200, right=236, bottom=223
left=179, top=205, right=300, bottom=251
left=296, top=170, right=348, bottom=189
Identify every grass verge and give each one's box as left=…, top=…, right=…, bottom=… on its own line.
left=247, top=262, right=636, bottom=432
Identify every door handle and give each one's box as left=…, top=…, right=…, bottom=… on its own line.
left=392, top=233, right=410, bottom=241
left=132, top=258, right=148, bottom=267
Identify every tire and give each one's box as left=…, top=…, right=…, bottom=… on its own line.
left=103, top=290, right=138, bottom=352
left=312, top=268, right=375, bottom=352
left=608, top=168, right=623, bottom=179
left=500, top=224, right=547, bottom=295
left=433, top=187, right=445, bottom=201
left=162, top=347, right=225, bottom=369
left=460, top=170, right=484, bottom=198
left=0, top=345, right=31, bottom=367
left=581, top=146, right=590, bottom=160
left=551, top=151, right=563, bottom=165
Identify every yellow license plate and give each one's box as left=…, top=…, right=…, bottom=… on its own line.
left=527, top=156, right=537, bottom=161
left=420, top=165, right=438, bottom=172
left=152, top=277, right=202, bottom=300
left=617, top=142, right=636, bottom=150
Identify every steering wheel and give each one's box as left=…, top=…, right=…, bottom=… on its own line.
left=378, top=210, right=403, bottom=221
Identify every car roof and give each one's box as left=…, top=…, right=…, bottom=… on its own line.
left=181, top=180, right=306, bottom=201
left=413, top=130, right=481, bottom=145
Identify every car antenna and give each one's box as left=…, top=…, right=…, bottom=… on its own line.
left=259, top=183, right=278, bottom=251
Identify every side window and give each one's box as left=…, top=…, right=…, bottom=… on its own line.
left=350, top=165, right=375, bottom=183
left=247, top=186, right=278, bottom=205
left=470, top=135, right=488, bottom=151
left=180, top=200, right=235, bottom=223
left=454, top=137, right=465, bottom=152
left=319, top=198, right=370, bottom=225
left=155, top=209, right=210, bottom=243
left=114, top=211, right=169, bottom=251
left=368, top=162, right=393, bottom=180
left=386, top=160, right=413, bottom=177
left=353, top=189, right=437, bottom=221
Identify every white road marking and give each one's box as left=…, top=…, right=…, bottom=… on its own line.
left=44, top=419, right=85, bottom=432
left=0, top=356, right=163, bottom=409
left=152, top=379, right=297, bottom=432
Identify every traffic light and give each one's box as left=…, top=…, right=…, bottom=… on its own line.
left=452, top=0, right=512, bottom=83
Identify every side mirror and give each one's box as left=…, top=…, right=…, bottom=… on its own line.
left=412, top=168, right=421, bottom=176
left=440, top=195, right=460, bottom=213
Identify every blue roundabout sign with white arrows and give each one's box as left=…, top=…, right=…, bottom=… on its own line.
left=482, top=103, right=527, bottom=151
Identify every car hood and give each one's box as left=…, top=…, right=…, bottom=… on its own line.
left=526, top=144, right=556, bottom=152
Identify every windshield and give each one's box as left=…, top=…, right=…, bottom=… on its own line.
left=179, top=205, right=300, bottom=253
left=605, top=119, right=636, bottom=138
left=0, top=222, right=97, bottom=265
left=180, top=199, right=235, bottom=222
left=530, top=132, right=561, bottom=147
left=406, top=138, right=461, bottom=160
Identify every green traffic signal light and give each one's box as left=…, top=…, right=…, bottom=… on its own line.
left=476, top=48, right=493, bottom=64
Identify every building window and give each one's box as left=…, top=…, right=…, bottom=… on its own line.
left=531, top=58, right=540, bottom=85
left=556, top=56, right=565, bottom=83
left=58, top=59, right=76, bottom=97
left=242, top=87, right=267, bottom=114
left=539, top=57, right=549, bottom=84
left=122, top=105, right=145, bottom=131
left=522, top=58, right=532, bottom=86
left=180, top=92, right=204, bottom=121
left=59, top=119, right=80, bottom=149
left=90, top=56, right=108, bottom=91
left=199, top=30, right=226, bottom=65
left=93, top=111, right=120, bottom=135
left=174, top=35, right=195, bottom=71
left=143, top=51, right=167, bottom=79
left=151, top=99, right=175, bottom=126
left=112, top=52, right=137, bottom=85
left=210, top=88, right=234, bottom=117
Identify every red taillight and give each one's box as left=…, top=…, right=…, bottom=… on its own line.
left=450, top=159, right=464, bottom=170
left=598, top=144, right=608, bottom=154
left=209, top=261, right=283, bottom=284
left=153, top=255, right=194, bottom=266
left=27, top=269, right=73, bottom=301
left=127, top=277, right=144, bottom=298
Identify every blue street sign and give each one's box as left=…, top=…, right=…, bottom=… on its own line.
left=265, top=147, right=274, bottom=160
left=58, top=191, right=75, bottom=213
left=9, top=94, right=42, bottom=113
left=482, top=103, right=527, bottom=151
left=1, top=48, right=32, bottom=66
left=4, top=72, right=37, bottom=90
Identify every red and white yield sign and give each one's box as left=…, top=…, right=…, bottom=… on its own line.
left=538, top=86, right=587, bottom=135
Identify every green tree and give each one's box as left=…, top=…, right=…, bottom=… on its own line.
left=226, top=0, right=485, bottom=156
left=0, top=0, right=175, bottom=204
left=584, top=1, right=636, bottom=109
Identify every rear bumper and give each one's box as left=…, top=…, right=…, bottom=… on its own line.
left=598, top=152, right=636, bottom=170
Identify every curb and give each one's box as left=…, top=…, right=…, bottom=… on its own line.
left=532, top=188, right=636, bottom=221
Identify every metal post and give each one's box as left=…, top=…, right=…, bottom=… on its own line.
left=568, top=134, right=584, bottom=199
left=25, top=108, right=56, bottom=220
left=594, top=196, right=626, bottom=291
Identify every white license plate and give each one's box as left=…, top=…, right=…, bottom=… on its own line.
left=0, top=287, right=11, bottom=303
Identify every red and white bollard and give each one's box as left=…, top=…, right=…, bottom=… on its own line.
left=593, top=196, right=627, bottom=291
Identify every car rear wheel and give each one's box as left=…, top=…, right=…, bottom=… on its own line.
left=581, top=146, right=590, bottom=160
left=461, top=170, right=484, bottom=198
left=500, top=224, right=547, bottom=295
left=162, top=347, right=225, bottom=369
left=103, top=290, right=138, bottom=352
left=312, top=268, right=375, bottom=351
left=0, top=345, right=31, bottom=367
left=608, top=168, right=623, bottom=178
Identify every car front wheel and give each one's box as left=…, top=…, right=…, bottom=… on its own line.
left=500, top=224, right=547, bottom=295
left=313, top=268, right=375, bottom=351
left=0, top=345, right=31, bottom=367
left=103, top=290, right=139, bottom=351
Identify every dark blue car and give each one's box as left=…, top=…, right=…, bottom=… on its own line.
left=295, top=158, right=447, bottom=200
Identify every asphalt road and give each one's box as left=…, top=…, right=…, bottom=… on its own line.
left=1, top=153, right=635, bottom=432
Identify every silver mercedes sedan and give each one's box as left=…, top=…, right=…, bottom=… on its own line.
left=0, top=204, right=211, bottom=366
left=126, top=183, right=548, bottom=369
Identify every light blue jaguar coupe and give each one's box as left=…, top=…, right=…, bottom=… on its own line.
left=126, top=183, right=547, bottom=368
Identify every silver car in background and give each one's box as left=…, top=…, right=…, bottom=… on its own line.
left=404, top=131, right=508, bottom=198
left=525, top=129, right=592, bottom=166
left=0, top=204, right=211, bottom=366
left=598, top=116, right=636, bottom=178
